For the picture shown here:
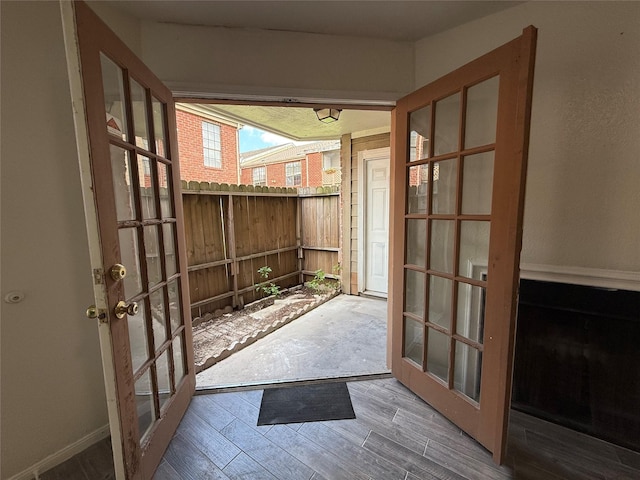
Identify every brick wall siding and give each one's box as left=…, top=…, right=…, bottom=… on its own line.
left=176, top=110, right=239, bottom=183
left=306, top=153, right=323, bottom=186
left=240, top=168, right=253, bottom=185
left=241, top=152, right=326, bottom=188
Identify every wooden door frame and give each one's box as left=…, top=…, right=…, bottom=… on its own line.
left=357, top=147, right=390, bottom=297
left=388, top=26, right=537, bottom=463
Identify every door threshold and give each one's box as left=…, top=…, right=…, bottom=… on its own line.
left=360, top=290, right=388, bottom=299
left=194, top=371, right=392, bottom=395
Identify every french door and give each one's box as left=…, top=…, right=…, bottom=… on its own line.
left=66, top=2, right=195, bottom=478
left=389, top=27, right=537, bottom=463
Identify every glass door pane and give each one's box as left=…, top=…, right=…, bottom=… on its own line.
left=404, top=317, right=424, bottom=366
left=407, top=164, right=429, bottom=214
left=456, top=282, right=486, bottom=343
left=454, top=341, right=482, bottom=402
left=100, top=54, right=127, bottom=140
left=130, top=78, right=150, bottom=149
left=434, top=93, right=460, bottom=155
left=427, top=329, right=449, bottom=382
left=432, top=158, right=457, bottom=214
left=409, top=105, right=431, bottom=161
left=464, top=76, right=499, bottom=149
left=462, top=152, right=494, bottom=215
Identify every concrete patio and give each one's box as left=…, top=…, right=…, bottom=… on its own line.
left=196, top=294, right=391, bottom=389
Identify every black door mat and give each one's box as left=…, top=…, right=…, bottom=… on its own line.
left=257, top=382, right=356, bottom=426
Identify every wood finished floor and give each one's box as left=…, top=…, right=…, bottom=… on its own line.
left=42, top=378, right=640, bottom=480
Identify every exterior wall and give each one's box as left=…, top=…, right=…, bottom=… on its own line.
left=348, top=133, right=391, bottom=294
left=267, top=162, right=288, bottom=186
left=176, top=109, right=239, bottom=184
left=305, top=152, right=323, bottom=186
left=241, top=153, right=326, bottom=188
left=414, top=1, right=640, bottom=279
left=240, top=167, right=253, bottom=185
left=1, top=2, right=109, bottom=477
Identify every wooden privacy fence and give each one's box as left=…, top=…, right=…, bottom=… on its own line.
left=182, top=181, right=340, bottom=319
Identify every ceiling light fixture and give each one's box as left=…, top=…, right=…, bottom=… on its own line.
left=314, top=108, right=341, bottom=123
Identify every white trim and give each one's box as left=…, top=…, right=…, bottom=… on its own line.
left=357, top=147, right=391, bottom=296
left=351, top=126, right=391, bottom=139
left=60, top=2, right=124, bottom=479
left=520, top=263, right=640, bottom=292
left=6, top=425, right=110, bottom=480
left=169, top=82, right=399, bottom=107
left=340, top=134, right=352, bottom=294
left=175, top=103, right=243, bottom=129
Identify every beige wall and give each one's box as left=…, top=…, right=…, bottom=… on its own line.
left=138, top=20, right=414, bottom=101
left=414, top=1, right=640, bottom=274
left=0, top=2, right=108, bottom=478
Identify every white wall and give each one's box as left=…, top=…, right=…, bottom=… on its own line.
left=0, top=2, right=108, bottom=478
left=414, top=1, right=640, bottom=276
left=138, top=20, right=414, bottom=102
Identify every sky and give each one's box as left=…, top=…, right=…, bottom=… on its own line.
left=239, top=125, right=306, bottom=153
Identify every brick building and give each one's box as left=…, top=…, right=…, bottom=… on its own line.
left=174, top=104, right=341, bottom=188
left=175, top=104, right=241, bottom=184
left=240, top=140, right=341, bottom=188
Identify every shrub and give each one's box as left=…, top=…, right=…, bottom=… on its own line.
left=255, top=266, right=281, bottom=297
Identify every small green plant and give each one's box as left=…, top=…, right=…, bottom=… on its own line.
left=308, top=269, right=326, bottom=291
left=308, top=264, right=341, bottom=292
left=256, top=265, right=281, bottom=297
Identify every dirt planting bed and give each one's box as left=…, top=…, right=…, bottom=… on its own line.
left=192, top=285, right=340, bottom=373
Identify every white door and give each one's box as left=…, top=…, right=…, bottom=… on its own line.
left=359, top=148, right=390, bottom=296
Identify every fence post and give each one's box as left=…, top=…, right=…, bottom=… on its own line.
left=296, top=196, right=304, bottom=285
left=226, top=194, right=240, bottom=308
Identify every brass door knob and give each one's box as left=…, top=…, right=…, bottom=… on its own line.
left=110, top=264, right=127, bottom=281
left=114, top=300, right=138, bottom=319
left=86, top=305, right=98, bottom=319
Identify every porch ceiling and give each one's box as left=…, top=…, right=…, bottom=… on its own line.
left=194, top=104, right=392, bottom=141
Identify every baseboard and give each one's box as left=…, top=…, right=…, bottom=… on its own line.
left=6, top=424, right=110, bottom=480
left=520, top=263, right=640, bottom=292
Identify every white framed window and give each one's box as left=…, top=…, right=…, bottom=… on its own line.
left=252, top=166, right=266, bottom=186
left=202, top=121, right=221, bottom=168
left=322, top=150, right=340, bottom=171
left=286, top=161, right=302, bottom=186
